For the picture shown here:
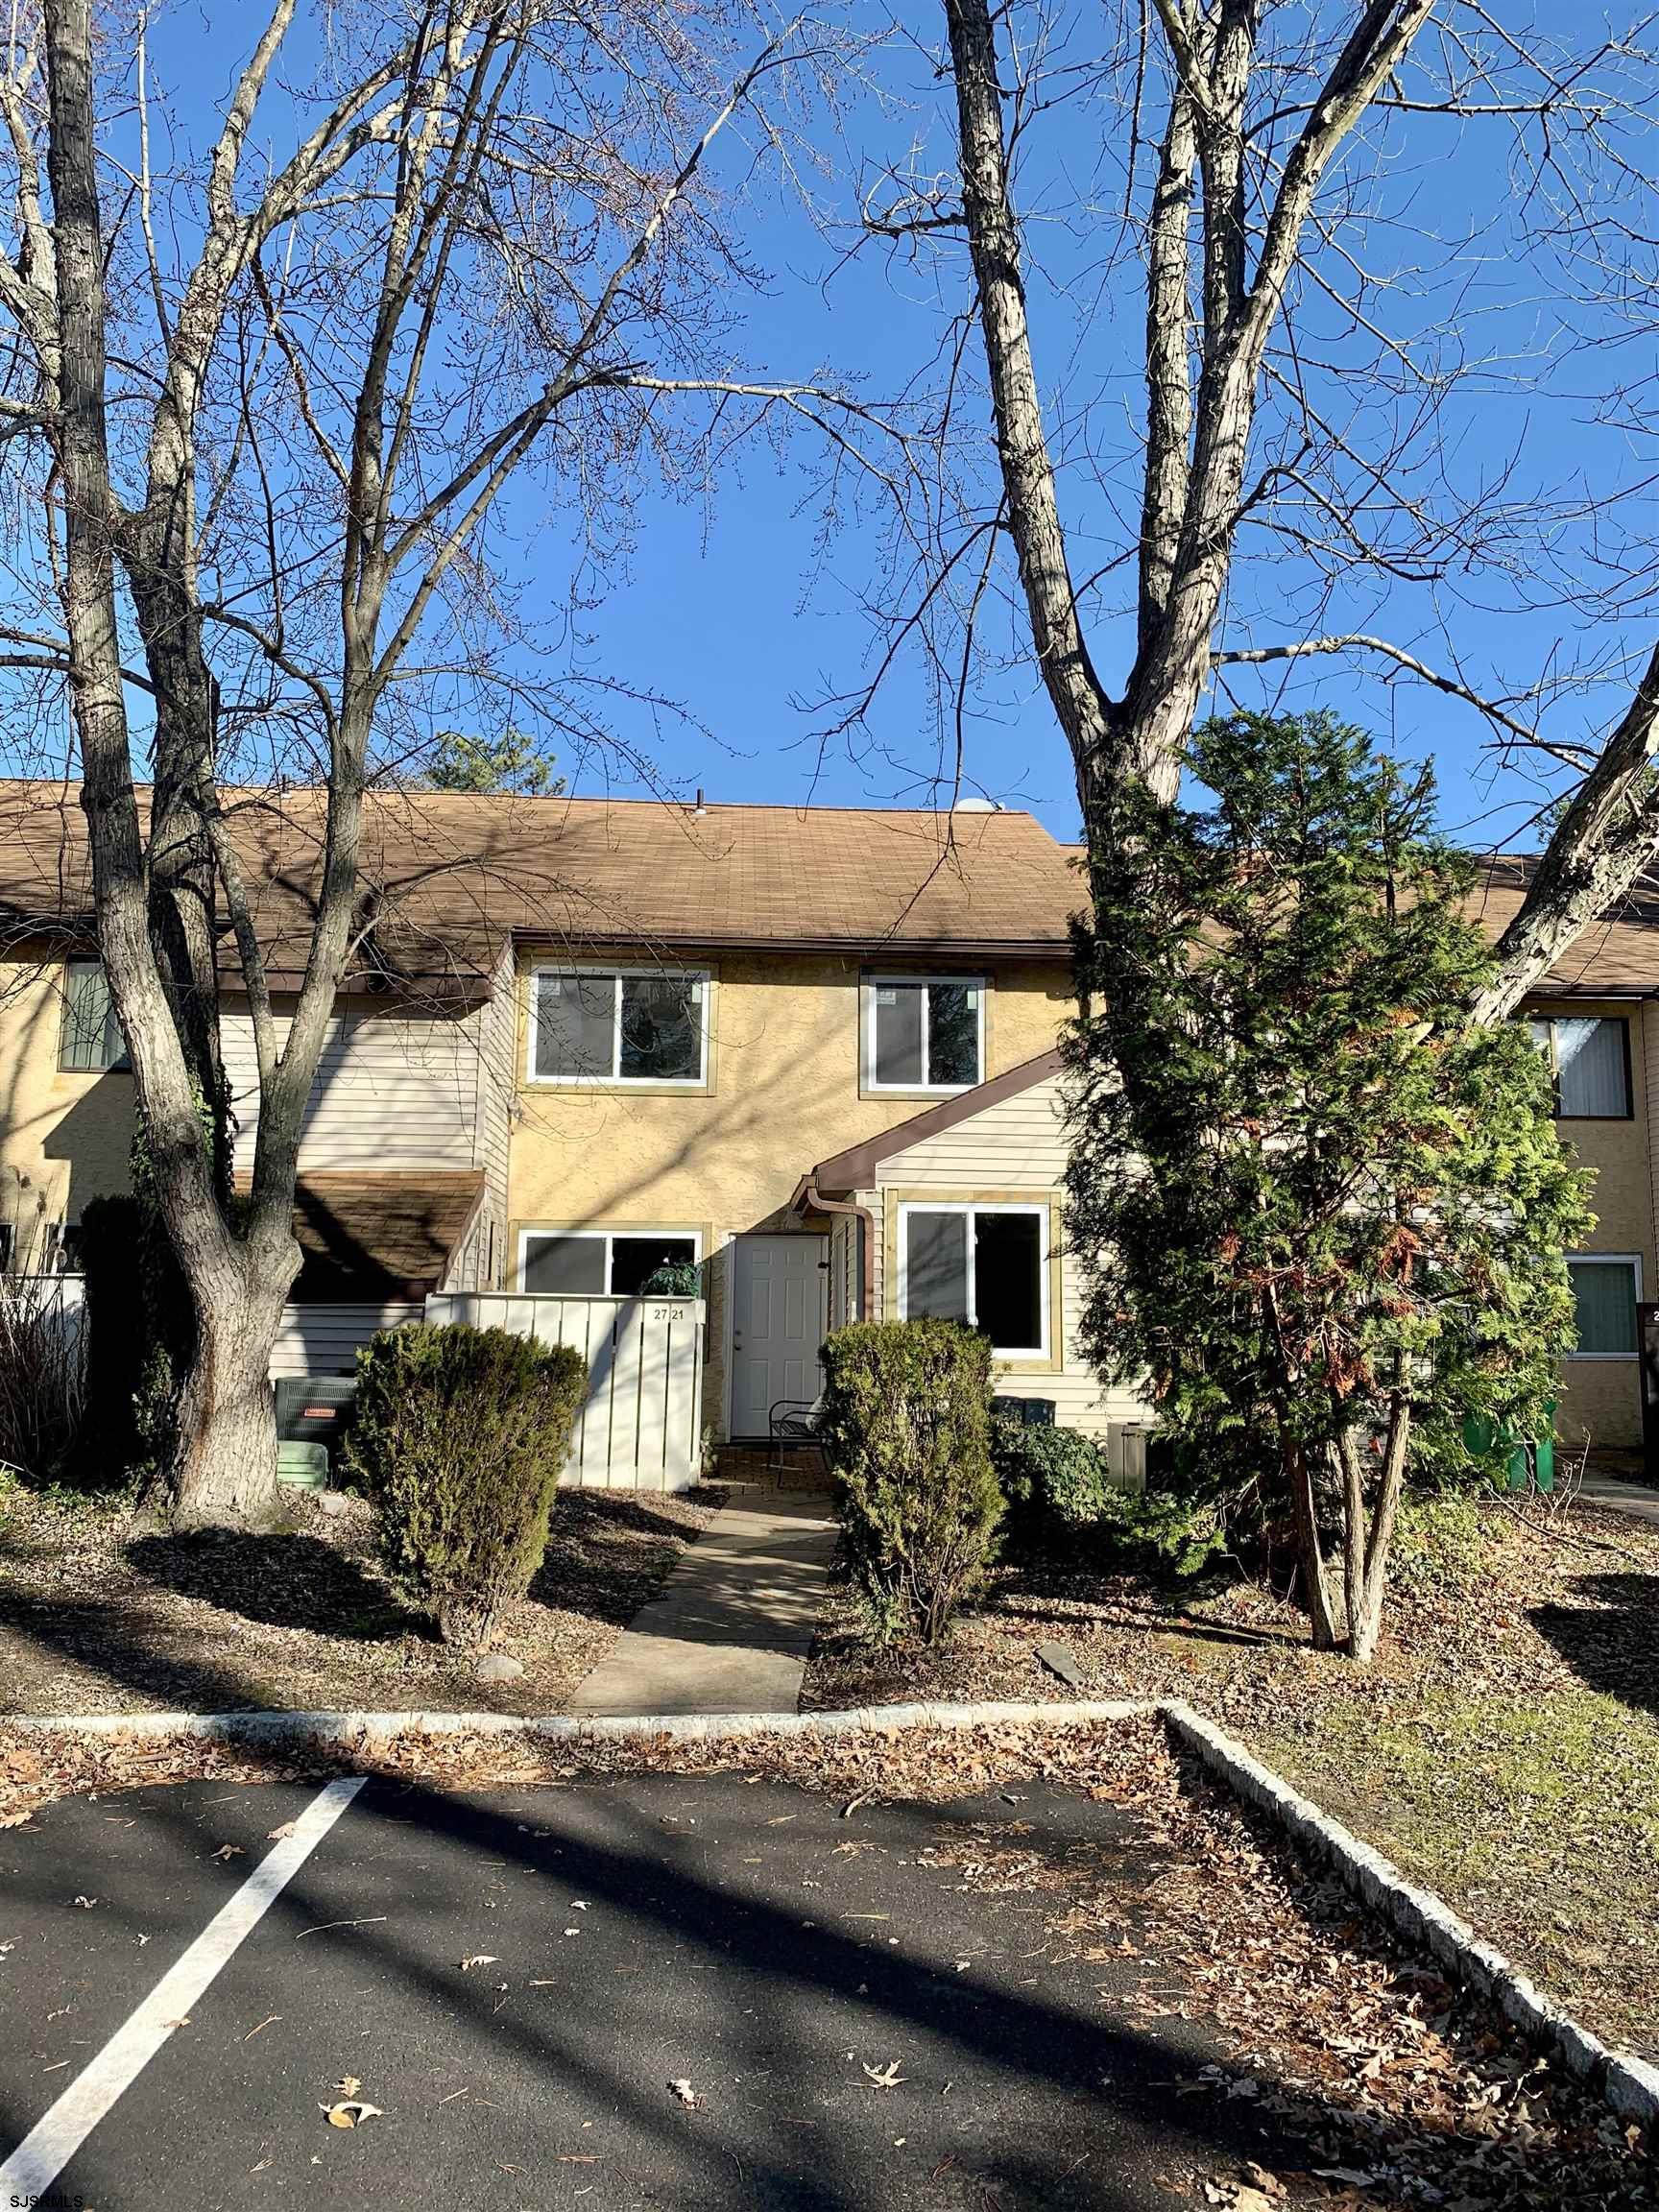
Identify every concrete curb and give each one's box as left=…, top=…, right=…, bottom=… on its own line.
left=1, top=1696, right=1155, bottom=1747
left=7, top=1692, right=1653, bottom=2129
left=1161, top=1698, right=1659, bottom=2130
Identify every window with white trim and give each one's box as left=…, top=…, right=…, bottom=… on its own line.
left=529, top=968, right=708, bottom=1085
left=1528, top=1015, right=1632, bottom=1118
left=864, top=975, right=984, bottom=1091
left=1566, top=1253, right=1641, bottom=1358
left=519, top=1228, right=701, bottom=1297
left=898, top=1202, right=1047, bottom=1357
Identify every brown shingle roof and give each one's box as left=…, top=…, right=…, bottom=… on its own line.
left=0, top=783, right=1653, bottom=997
left=0, top=783, right=1085, bottom=985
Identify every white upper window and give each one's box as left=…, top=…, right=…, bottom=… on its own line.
left=864, top=975, right=984, bottom=1092
left=897, top=1202, right=1048, bottom=1358
left=1529, top=1015, right=1631, bottom=1119
left=529, top=968, right=709, bottom=1086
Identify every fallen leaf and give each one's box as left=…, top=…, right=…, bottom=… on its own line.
left=459, top=1955, right=498, bottom=1972
left=266, top=1821, right=297, bottom=1841
left=211, top=1844, right=245, bottom=1862
left=321, top=2100, right=382, bottom=2129
left=668, top=2078, right=703, bottom=2109
left=72, top=1896, right=97, bottom=1909
left=862, top=2059, right=906, bottom=2090
left=334, top=2076, right=362, bottom=2097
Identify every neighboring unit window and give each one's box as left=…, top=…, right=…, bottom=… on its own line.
left=530, top=969, right=707, bottom=1084
left=899, top=1203, right=1046, bottom=1357
left=59, top=960, right=127, bottom=1072
left=1567, top=1255, right=1640, bottom=1357
left=1529, top=1015, right=1631, bottom=1118
left=866, top=976, right=983, bottom=1091
left=520, top=1229, right=700, bottom=1297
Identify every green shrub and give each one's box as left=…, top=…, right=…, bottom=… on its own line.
left=340, top=1322, right=588, bottom=1648
left=991, top=1419, right=1112, bottom=1538
left=819, top=1318, right=1002, bottom=1646
left=640, top=1260, right=700, bottom=1297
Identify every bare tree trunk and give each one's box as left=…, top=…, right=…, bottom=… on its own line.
left=1349, top=1395, right=1410, bottom=1667
left=171, top=1241, right=295, bottom=1531
left=42, top=0, right=282, bottom=1527
left=1284, top=1437, right=1341, bottom=1650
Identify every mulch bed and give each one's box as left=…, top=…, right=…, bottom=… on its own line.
left=0, top=1715, right=1648, bottom=2207
left=0, top=1480, right=719, bottom=1719
left=803, top=1494, right=1659, bottom=2067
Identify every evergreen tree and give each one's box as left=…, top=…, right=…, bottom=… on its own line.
left=1067, top=712, right=1593, bottom=1662
left=425, top=730, right=565, bottom=796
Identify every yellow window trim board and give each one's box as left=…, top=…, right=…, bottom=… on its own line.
left=881, top=1185, right=1064, bottom=1374
left=521, top=959, right=715, bottom=1094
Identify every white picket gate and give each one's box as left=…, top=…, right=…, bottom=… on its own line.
left=423, top=1291, right=707, bottom=1492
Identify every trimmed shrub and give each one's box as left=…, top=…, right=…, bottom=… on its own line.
left=991, top=1418, right=1112, bottom=1540
left=819, top=1317, right=1002, bottom=1646
left=340, top=1322, right=587, bottom=1648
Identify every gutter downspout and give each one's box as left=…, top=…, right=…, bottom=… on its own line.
left=791, top=1175, right=876, bottom=1324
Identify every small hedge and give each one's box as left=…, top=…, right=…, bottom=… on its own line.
left=991, top=1418, right=1113, bottom=1539
left=340, top=1321, right=587, bottom=1648
left=819, top=1317, right=1002, bottom=1646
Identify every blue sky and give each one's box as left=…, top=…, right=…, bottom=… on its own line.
left=60, top=7, right=1659, bottom=853
left=519, top=6, right=1659, bottom=853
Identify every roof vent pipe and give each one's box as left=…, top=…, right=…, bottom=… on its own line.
left=693, top=788, right=707, bottom=815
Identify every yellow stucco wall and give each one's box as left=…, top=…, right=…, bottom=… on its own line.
left=505, top=950, right=1076, bottom=1430
left=1538, top=998, right=1654, bottom=1452
left=0, top=951, right=135, bottom=1262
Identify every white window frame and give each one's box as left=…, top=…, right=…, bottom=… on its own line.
left=526, top=965, right=710, bottom=1088
left=896, top=1200, right=1048, bottom=1359
left=862, top=974, right=986, bottom=1094
left=1565, top=1251, right=1643, bottom=1361
left=517, top=1226, right=703, bottom=1297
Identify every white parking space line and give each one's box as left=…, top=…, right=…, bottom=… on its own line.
left=0, top=1774, right=366, bottom=2200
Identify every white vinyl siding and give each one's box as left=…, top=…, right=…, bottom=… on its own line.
left=223, top=1002, right=485, bottom=1173
left=270, top=1300, right=422, bottom=1378
left=862, top=1071, right=1148, bottom=1437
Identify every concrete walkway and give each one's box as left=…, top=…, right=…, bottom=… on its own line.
left=1580, top=1471, right=1659, bottom=1530
left=571, top=1489, right=838, bottom=1716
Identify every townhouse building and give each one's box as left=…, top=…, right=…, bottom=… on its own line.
left=0, top=783, right=1653, bottom=1466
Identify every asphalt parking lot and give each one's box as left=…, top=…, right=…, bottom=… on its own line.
left=0, top=1767, right=1317, bottom=2211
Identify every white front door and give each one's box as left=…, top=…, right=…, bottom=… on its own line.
left=729, top=1234, right=829, bottom=1438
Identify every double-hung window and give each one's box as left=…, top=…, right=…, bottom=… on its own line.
left=59, top=960, right=127, bottom=1072
left=519, top=1228, right=701, bottom=1297
left=898, top=1202, right=1048, bottom=1358
left=864, top=975, right=983, bottom=1092
left=529, top=967, right=708, bottom=1085
left=1528, top=1015, right=1631, bottom=1118
left=1566, top=1253, right=1641, bottom=1358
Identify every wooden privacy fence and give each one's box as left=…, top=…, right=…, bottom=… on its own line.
left=423, top=1291, right=707, bottom=1492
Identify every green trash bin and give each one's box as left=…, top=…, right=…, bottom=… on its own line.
left=1464, top=1404, right=1555, bottom=1492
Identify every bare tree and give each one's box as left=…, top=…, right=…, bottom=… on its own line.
left=847, top=2, right=1659, bottom=1016
left=0, top=0, right=893, bottom=1526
